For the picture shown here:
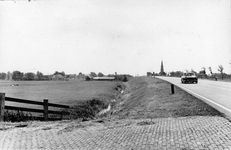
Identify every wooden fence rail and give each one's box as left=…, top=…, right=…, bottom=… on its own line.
left=0, top=93, right=70, bottom=122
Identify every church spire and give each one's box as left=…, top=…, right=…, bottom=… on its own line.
left=160, top=60, right=164, bottom=73
left=160, top=60, right=165, bottom=76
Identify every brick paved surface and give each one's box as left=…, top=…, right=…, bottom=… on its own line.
left=1, top=116, right=231, bottom=150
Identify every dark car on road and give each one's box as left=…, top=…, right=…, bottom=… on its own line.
left=181, top=72, right=198, bottom=84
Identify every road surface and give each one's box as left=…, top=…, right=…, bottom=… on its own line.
left=157, top=77, right=231, bottom=119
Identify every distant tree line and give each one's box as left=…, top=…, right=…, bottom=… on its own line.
left=0, top=72, right=6, bottom=80
left=10, top=71, right=51, bottom=81
left=146, top=72, right=159, bottom=77
left=0, top=71, right=60, bottom=81
left=0, top=70, right=133, bottom=82
left=153, top=64, right=230, bottom=80
left=0, top=72, right=12, bottom=80
left=145, top=63, right=231, bottom=81
left=195, top=65, right=229, bottom=80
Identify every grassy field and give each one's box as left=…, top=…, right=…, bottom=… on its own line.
left=0, top=77, right=223, bottom=122
left=112, top=77, right=222, bottom=119
left=0, top=80, right=119, bottom=106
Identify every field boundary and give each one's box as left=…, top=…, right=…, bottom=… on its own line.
left=0, top=93, right=70, bottom=122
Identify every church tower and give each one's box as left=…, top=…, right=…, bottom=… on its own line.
left=160, top=60, right=164, bottom=73
left=160, top=60, right=165, bottom=76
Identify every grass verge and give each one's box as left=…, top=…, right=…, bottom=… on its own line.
left=112, top=77, right=222, bottom=119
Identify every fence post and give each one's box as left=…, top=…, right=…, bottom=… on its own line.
left=0, top=93, right=5, bottom=122
left=43, top=99, right=48, bottom=121
left=171, top=84, right=175, bottom=94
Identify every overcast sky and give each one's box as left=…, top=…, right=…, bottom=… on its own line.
left=0, top=0, right=230, bottom=76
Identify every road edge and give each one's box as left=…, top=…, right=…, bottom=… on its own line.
left=156, top=77, right=231, bottom=121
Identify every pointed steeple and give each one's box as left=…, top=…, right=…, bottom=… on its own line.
left=160, top=60, right=165, bottom=76
left=160, top=60, right=164, bottom=73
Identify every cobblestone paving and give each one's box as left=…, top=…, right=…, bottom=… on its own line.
left=1, top=116, right=231, bottom=150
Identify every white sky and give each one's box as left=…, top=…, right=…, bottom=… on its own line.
left=0, top=0, right=231, bottom=76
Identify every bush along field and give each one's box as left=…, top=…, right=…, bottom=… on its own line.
left=4, top=110, right=36, bottom=122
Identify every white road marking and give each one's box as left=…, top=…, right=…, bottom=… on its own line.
left=157, top=77, right=231, bottom=118
left=178, top=85, right=231, bottom=114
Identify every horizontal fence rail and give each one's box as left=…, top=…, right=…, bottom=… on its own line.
left=0, top=93, right=70, bottom=122
left=5, top=97, right=70, bottom=108
left=5, top=97, right=44, bottom=105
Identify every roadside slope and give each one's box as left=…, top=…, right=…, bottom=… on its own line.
left=113, top=77, right=222, bottom=119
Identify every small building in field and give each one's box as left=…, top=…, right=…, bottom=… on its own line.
left=92, top=77, right=115, bottom=81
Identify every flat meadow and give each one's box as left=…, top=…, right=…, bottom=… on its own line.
left=0, top=80, right=118, bottom=108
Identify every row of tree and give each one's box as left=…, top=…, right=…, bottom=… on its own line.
left=0, top=70, right=132, bottom=81
left=0, top=72, right=12, bottom=80
left=0, top=71, right=63, bottom=81
left=146, top=72, right=159, bottom=77
left=171, top=65, right=229, bottom=80
left=76, top=72, right=106, bottom=80
left=11, top=71, right=50, bottom=81
left=199, top=65, right=226, bottom=80
left=147, top=65, right=230, bottom=80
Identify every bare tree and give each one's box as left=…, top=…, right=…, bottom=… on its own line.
left=191, top=69, right=197, bottom=75
left=218, top=65, right=224, bottom=80
left=201, top=67, right=206, bottom=74
left=208, top=67, right=213, bottom=78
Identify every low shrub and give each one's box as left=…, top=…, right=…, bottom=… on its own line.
left=69, top=99, right=108, bottom=121
left=4, top=110, right=36, bottom=122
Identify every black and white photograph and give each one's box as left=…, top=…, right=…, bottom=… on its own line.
left=0, top=0, right=231, bottom=149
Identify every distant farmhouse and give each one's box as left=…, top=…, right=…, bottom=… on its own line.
left=85, top=75, right=116, bottom=81
left=92, top=76, right=115, bottom=81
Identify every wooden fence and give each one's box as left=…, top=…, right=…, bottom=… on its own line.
left=0, top=93, right=70, bottom=122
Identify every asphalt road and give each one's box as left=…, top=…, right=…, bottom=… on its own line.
left=156, top=76, right=231, bottom=119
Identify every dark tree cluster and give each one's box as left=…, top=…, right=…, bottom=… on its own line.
left=0, top=72, right=6, bottom=80
left=54, top=71, right=65, bottom=77
left=36, top=71, right=44, bottom=80
left=24, top=72, right=35, bottom=80
left=12, top=71, right=24, bottom=80
left=147, top=72, right=157, bottom=77
left=10, top=70, right=51, bottom=81
left=98, top=72, right=104, bottom=77
left=169, top=71, right=183, bottom=77
left=116, top=75, right=128, bottom=82
left=77, top=72, right=86, bottom=79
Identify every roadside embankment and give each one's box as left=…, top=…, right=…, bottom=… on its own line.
left=111, top=76, right=222, bottom=119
